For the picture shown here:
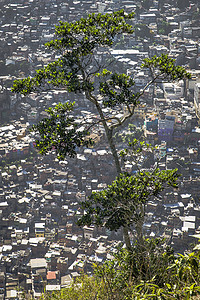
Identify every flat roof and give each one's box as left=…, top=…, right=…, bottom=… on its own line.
left=30, top=258, right=47, bottom=269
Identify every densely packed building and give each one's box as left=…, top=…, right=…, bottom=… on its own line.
left=0, top=0, right=200, bottom=298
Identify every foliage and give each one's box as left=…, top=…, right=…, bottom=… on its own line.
left=114, top=124, right=144, bottom=144
left=41, top=275, right=108, bottom=300
left=41, top=241, right=200, bottom=300
left=142, top=54, right=191, bottom=82
left=11, top=11, right=191, bottom=164
left=30, top=102, right=93, bottom=159
left=94, top=239, right=174, bottom=289
left=78, top=168, right=179, bottom=231
left=99, top=71, right=138, bottom=108
left=77, top=140, right=179, bottom=237
left=11, top=10, right=134, bottom=96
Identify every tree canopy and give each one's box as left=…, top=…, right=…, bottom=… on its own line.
left=12, top=10, right=191, bottom=249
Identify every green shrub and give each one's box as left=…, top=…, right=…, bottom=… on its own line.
left=41, top=240, right=200, bottom=300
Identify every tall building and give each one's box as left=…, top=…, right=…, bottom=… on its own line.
left=158, top=116, right=175, bottom=142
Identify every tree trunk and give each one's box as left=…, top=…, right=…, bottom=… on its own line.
left=95, top=102, right=121, bottom=174
left=135, top=204, right=145, bottom=248
left=95, top=102, right=132, bottom=250
left=123, top=226, right=132, bottom=252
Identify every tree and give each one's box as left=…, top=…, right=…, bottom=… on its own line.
left=77, top=140, right=180, bottom=248
left=12, top=10, right=191, bottom=250
left=114, top=124, right=144, bottom=144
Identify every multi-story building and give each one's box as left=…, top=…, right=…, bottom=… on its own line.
left=158, top=116, right=175, bottom=142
